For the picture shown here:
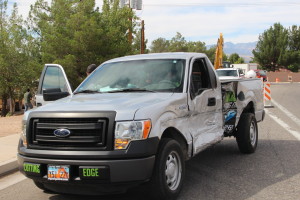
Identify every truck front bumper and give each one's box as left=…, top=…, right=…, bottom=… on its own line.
left=18, top=153, right=155, bottom=194
left=18, top=153, right=155, bottom=182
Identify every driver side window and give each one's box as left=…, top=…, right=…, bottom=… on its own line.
left=190, top=59, right=211, bottom=99
left=42, top=66, right=69, bottom=93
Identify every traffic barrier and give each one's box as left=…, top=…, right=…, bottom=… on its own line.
left=264, top=82, right=272, bottom=107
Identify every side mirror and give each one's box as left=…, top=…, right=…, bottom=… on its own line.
left=43, top=88, right=69, bottom=101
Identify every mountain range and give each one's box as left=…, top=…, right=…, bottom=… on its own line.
left=207, top=41, right=258, bottom=63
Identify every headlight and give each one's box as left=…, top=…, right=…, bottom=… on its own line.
left=114, top=120, right=151, bottom=150
left=21, top=120, right=27, bottom=147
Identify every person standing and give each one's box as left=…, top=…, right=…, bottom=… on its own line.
left=24, top=89, right=33, bottom=112
left=86, top=64, right=97, bottom=76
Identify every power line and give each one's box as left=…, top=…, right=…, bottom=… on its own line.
left=143, top=2, right=300, bottom=7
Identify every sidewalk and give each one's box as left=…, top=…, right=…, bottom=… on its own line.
left=0, top=114, right=23, bottom=176
left=0, top=115, right=23, bottom=137
left=0, top=134, right=19, bottom=176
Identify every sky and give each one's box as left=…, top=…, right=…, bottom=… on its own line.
left=7, top=0, right=300, bottom=45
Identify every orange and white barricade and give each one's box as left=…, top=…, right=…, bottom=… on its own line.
left=264, top=82, right=272, bottom=107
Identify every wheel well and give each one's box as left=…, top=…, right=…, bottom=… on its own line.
left=161, top=127, right=189, bottom=160
left=242, top=101, right=255, bottom=114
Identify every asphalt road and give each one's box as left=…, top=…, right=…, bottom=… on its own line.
left=1, top=83, right=300, bottom=200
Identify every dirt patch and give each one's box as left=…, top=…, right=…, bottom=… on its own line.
left=0, top=115, right=23, bottom=137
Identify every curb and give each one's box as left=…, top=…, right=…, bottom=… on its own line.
left=270, top=82, right=300, bottom=84
left=0, top=158, right=18, bottom=177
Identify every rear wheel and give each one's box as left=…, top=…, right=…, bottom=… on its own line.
left=150, top=138, right=185, bottom=200
left=236, top=113, right=258, bottom=154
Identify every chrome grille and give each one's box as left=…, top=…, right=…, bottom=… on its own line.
left=30, top=118, right=107, bottom=148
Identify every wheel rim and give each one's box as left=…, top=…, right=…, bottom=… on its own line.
left=249, top=120, right=257, bottom=146
left=165, top=151, right=182, bottom=191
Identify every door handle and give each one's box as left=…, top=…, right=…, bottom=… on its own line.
left=207, top=97, right=216, bottom=106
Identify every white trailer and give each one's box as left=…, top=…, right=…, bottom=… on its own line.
left=232, top=63, right=258, bottom=74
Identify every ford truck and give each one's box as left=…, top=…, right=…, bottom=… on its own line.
left=18, top=53, right=264, bottom=199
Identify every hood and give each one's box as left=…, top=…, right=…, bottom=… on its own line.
left=32, top=93, right=174, bottom=120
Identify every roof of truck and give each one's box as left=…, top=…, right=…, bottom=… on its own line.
left=103, top=52, right=207, bottom=64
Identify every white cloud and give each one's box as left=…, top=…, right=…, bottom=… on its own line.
left=141, top=0, right=300, bottom=44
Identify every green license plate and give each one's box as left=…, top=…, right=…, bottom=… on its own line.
left=23, top=162, right=41, bottom=176
left=79, top=166, right=109, bottom=180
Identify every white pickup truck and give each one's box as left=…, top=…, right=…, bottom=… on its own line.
left=18, top=53, right=264, bottom=199
left=216, top=68, right=245, bottom=79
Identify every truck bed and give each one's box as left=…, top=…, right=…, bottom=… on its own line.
left=221, top=78, right=264, bottom=136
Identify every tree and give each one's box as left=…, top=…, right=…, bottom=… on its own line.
left=29, top=0, right=136, bottom=88
left=223, top=53, right=228, bottom=62
left=287, top=25, right=300, bottom=72
left=150, top=32, right=206, bottom=53
left=168, top=32, right=188, bottom=52
left=228, top=53, right=244, bottom=64
left=186, top=41, right=206, bottom=53
left=132, top=27, right=148, bottom=54
left=149, top=32, right=229, bottom=66
left=0, top=1, right=39, bottom=116
left=150, top=37, right=170, bottom=53
left=205, top=46, right=216, bottom=64
left=253, top=23, right=289, bottom=71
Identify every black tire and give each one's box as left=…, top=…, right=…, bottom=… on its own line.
left=149, top=138, right=185, bottom=200
left=236, top=113, right=258, bottom=154
left=33, top=181, right=48, bottom=191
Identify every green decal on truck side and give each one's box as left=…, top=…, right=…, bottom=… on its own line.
left=23, top=163, right=40, bottom=174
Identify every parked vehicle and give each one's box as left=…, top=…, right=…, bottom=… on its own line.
left=18, top=53, right=264, bottom=199
left=254, top=69, right=267, bottom=81
left=216, top=68, right=244, bottom=80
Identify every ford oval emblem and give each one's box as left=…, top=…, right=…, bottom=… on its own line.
left=53, top=129, right=71, bottom=138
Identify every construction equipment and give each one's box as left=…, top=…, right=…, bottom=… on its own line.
left=214, top=33, right=224, bottom=69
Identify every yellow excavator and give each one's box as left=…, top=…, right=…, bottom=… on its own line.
left=214, top=33, right=223, bottom=69
left=214, top=33, right=231, bottom=69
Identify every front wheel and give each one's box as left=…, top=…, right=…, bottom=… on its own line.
left=236, top=113, right=258, bottom=154
left=150, top=138, right=185, bottom=200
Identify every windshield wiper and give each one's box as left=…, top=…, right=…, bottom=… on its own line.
left=73, top=89, right=101, bottom=95
left=106, top=88, right=156, bottom=93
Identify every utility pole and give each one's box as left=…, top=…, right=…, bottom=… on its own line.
left=122, top=0, right=142, bottom=45
left=140, top=20, right=145, bottom=54
left=128, top=0, right=132, bottom=44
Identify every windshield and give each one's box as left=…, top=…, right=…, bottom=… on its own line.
left=75, top=59, right=186, bottom=93
left=216, top=69, right=238, bottom=77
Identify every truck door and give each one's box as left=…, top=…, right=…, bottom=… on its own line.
left=35, top=64, right=72, bottom=107
left=188, top=58, right=223, bottom=154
